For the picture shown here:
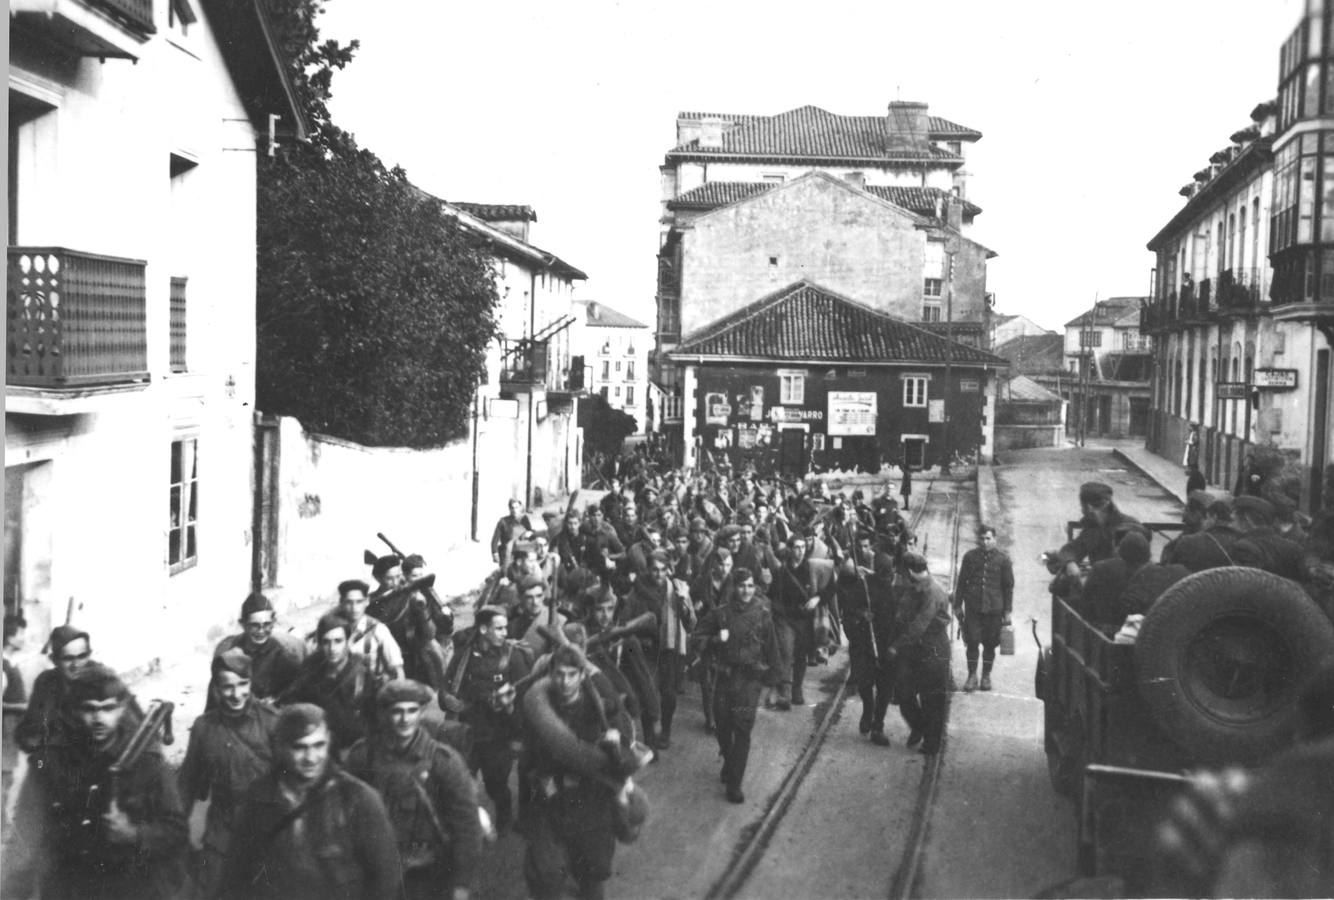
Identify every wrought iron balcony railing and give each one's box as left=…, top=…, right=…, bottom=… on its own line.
left=1217, top=267, right=1262, bottom=311
left=7, top=246, right=149, bottom=388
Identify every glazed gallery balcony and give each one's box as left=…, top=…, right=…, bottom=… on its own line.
left=7, top=247, right=149, bottom=390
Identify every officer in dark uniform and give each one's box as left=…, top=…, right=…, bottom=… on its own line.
left=4, top=664, right=188, bottom=900
left=692, top=566, right=781, bottom=803
left=953, top=524, right=1014, bottom=692
left=440, top=607, right=532, bottom=832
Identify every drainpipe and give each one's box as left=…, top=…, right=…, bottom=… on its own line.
left=526, top=268, right=538, bottom=506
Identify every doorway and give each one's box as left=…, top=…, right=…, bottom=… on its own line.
left=902, top=436, right=927, bottom=470
left=778, top=427, right=807, bottom=479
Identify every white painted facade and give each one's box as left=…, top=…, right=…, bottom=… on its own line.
left=574, top=301, right=650, bottom=434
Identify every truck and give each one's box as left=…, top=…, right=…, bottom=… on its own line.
left=1035, top=521, right=1334, bottom=894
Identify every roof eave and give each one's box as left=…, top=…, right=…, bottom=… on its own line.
left=1147, top=137, right=1274, bottom=251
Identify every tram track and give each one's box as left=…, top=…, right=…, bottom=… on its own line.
left=704, top=474, right=968, bottom=900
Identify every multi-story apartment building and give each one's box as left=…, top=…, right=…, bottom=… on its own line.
left=6, top=0, right=305, bottom=670
left=653, top=102, right=1003, bottom=472
left=574, top=300, right=650, bottom=434
left=1063, top=298, right=1153, bottom=438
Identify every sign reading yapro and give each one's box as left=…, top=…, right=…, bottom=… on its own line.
left=827, top=391, right=877, bottom=436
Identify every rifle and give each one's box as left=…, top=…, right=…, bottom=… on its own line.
left=375, top=534, right=453, bottom=626
left=83, top=699, right=174, bottom=833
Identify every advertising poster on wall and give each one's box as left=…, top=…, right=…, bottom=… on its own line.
left=705, top=392, right=731, bottom=425
left=828, top=391, right=877, bottom=436
left=928, top=399, right=945, bottom=423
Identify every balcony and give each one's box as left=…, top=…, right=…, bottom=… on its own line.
left=7, top=247, right=149, bottom=394
left=1216, top=267, right=1263, bottom=314
left=499, top=337, right=550, bottom=392
left=660, top=393, right=684, bottom=423
left=11, top=0, right=154, bottom=60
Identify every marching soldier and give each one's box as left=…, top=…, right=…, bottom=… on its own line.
left=14, top=624, right=94, bottom=757
left=178, top=648, right=279, bottom=896
left=622, top=550, right=695, bottom=750
left=692, top=567, right=781, bottom=803
left=888, top=552, right=952, bottom=755
left=212, top=592, right=307, bottom=704
left=338, top=578, right=406, bottom=684
left=219, top=704, right=402, bottom=900
left=492, top=498, right=535, bottom=568
left=278, top=612, right=377, bottom=754
left=346, top=680, right=482, bottom=900
left=4, top=663, right=188, bottom=900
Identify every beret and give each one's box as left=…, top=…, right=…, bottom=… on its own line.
left=550, top=643, right=590, bottom=672
left=902, top=551, right=928, bottom=571
left=717, top=525, right=743, bottom=542
left=371, top=555, right=402, bottom=579
left=49, top=624, right=90, bottom=655
left=518, top=574, right=546, bottom=592
left=316, top=611, right=352, bottom=640
left=240, top=591, right=275, bottom=620
left=1233, top=495, right=1276, bottom=522
left=273, top=703, right=325, bottom=745
left=65, top=662, right=126, bottom=706
left=376, top=678, right=433, bottom=708
left=649, top=549, right=670, bottom=565
left=689, top=517, right=709, bottom=532
left=1116, top=531, right=1151, bottom=566
left=1079, top=482, right=1114, bottom=504
left=212, top=647, right=253, bottom=680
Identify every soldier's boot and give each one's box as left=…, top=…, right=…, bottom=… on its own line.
left=980, top=661, right=993, bottom=692
left=774, top=683, right=792, bottom=711
left=963, top=671, right=979, bottom=693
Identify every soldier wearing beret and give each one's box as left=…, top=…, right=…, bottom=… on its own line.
left=1058, top=482, right=1143, bottom=573
left=1231, top=496, right=1306, bottom=581
left=346, top=680, right=481, bottom=900
left=212, top=592, right=307, bottom=704
left=15, top=624, right=94, bottom=757
left=278, top=612, right=377, bottom=753
left=179, top=648, right=280, bottom=896
left=4, top=664, right=188, bottom=900
left=219, top=704, right=402, bottom=900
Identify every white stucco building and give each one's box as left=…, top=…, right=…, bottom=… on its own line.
left=574, top=300, right=650, bottom=434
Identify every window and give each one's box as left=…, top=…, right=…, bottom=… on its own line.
left=626, top=361, right=635, bottom=380
left=924, top=241, right=945, bottom=277
left=615, top=360, right=622, bottom=372
left=170, top=276, right=188, bottom=372
left=169, top=437, right=199, bottom=574
left=923, top=278, right=942, bottom=297
left=601, top=360, right=610, bottom=379
left=779, top=372, right=805, bottom=404
left=947, top=141, right=962, bottom=156
left=903, top=376, right=928, bottom=408
left=614, top=386, right=621, bottom=398
left=169, top=0, right=198, bottom=36
left=769, top=256, right=779, bottom=266
left=921, top=303, right=942, bottom=322
left=762, top=174, right=786, bottom=184
left=600, top=386, right=609, bottom=400
left=625, top=385, right=635, bottom=405
left=599, top=340, right=611, bottom=356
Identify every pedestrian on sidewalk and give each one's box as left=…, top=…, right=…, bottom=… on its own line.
left=1186, top=464, right=1206, bottom=497
left=1182, top=422, right=1200, bottom=468
left=952, top=524, right=1014, bottom=692
left=899, top=465, right=913, bottom=512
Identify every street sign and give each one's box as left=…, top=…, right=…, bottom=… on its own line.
left=1253, top=368, right=1297, bottom=389
left=1216, top=382, right=1248, bottom=400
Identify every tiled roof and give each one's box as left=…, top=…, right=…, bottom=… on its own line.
left=1001, top=375, right=1063, bottom=403
left=669, top=106, right=973, bottom=161
left=672, top=281, right=1005, bottom=366
left=580, top=301, right=648, bottom=329
left=449, top=202, right=537, bottom=223
left=1063, top=297, right=1146, bottom=328
left=676, top=110, right=981, bottom=140
left=993, top=334, right=1066, bottom=375
left=667, top=180, right=982, bottom=219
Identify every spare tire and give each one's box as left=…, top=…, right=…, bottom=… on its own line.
left=1135, top=566, right=1334, bottom=765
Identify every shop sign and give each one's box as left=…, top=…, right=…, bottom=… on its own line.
left=1216, top=382, right=1248, bottom=400
left=1253, top=368, right=1297, bottom=389
left=770, top=406, right=824, bottom=423
left=928, top=399, right=945, bottom=423
left=960, top=379, right=979, bottom=393
left=828, top=391, right=877, bottom=436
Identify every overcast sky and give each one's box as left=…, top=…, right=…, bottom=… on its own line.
left=318, top=0, right=1303, bottom=332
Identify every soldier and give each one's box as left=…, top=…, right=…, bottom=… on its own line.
left=4, top=663, right=188, bottom=900
left=838, top=533, right=897, bottom=743
left=14, top=624, right=94, bottom=757
left=1059, top=481, right=1142, bottom=571
left=1162, top=494, right=1241, bottom=571
left=178, top=648, right=279, bottom=896
left=492, top=497, right=535, bottom=567
left=522, top=644, right=642, bottom=900
left=213, top=592, right=307, bottom=704
left=622, top=550, right=695, bottom=750
left=690, top=546, right=734, bottom=733
left=508, top=574, right=551, bottom=649
left=219, top=704, right=402, bottom=900
left=440, top=607, right=532, bottom=832
left=888, top=552, right=952, bottom=755
left=692, top=567, right=781, bottom=803
left=346, top=680, right=481, bottom=900
left=769, top=534, right=821, bottom=709
left=278, top=612, right=376, bottom=754
left=952, top=524, right=1014, bottom=692
left=734, top=515, right=781, bottom=588
left=1231, top=495, right=1306, bottom=581
left=338, top=578, right=406, bottom=683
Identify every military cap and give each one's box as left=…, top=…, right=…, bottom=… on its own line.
left=1186, top=490, right=1215, bottom=511
left=1115, top=531, right=1151, bottom=566
left=902, top=551, right=929, bottom=572
left=65, top=662, right=127, bottom=706
left=371, top=554, right=402, bottom=579
left=518, top=574, right=546, bottom=592
left=274, top=703, right=326, bottom=745
left=316, top=611, right=352, bottom=640
left=1233, top=495, right=1276, bottom=523
left=717, top=524, right=743, bottom=543
left=212, top=647, right=253, bottom=680
left=376, top=678, right=433, bottom=708
left=649, top=549, right=670, bottom=565
left=665, top=525, right=688, bottom=541
left=550, top=643, right=590, bottom=672
left=1079, top=482, right=1114, bottom=505
left=689, top=517, right=709, bottom=533
left=240, top=591, right=275, bottom=620
left=48, top=624, right=90, bottom=655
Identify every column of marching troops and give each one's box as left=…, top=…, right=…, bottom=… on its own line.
left=1, top=467, right=966, bottom=900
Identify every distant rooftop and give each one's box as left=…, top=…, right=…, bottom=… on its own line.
left=579, top=301, right=648, bottom=330
left=449, top=203, right=537, bottom=223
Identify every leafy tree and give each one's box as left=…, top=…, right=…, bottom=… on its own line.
left=255, top=0, right=498, bottom=447
left=580, top=395, right=637, bottom=459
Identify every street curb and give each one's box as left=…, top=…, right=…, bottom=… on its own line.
left=975, top=463, right=999, bottom=526
left=1111, top=448, right=1186, bottom=506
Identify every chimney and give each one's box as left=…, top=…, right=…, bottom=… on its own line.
left=699, top=117, right=725, bottom=149
left=588, top=301, right=600, bottom=320
left=845, top=171, right=865, bottom=190
left=945, top=195, right=963, bottom=231
left=886, top=101, right=930, bottom=155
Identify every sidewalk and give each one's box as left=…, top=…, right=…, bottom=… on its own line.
left=1083, top=437, right=1189, bottom=507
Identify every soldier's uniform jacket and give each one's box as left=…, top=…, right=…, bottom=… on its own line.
left=891, top=576, right=952, bottom=660
left=445, top=637, right=532, bottom=742
left=1161, top=524, right=1245, bottom=572
left=955, top=545, right=1015, bottom=616
left=278, top=653, right=376, bottom=752
left=623, top=575, right=695, bottom=657
left=344, top=727, right=482, bottom=889
left=693, top=598, right=781, bottom=685
left=735, top=540, right=781, bottom=586
left=213, top=632, right=307, bottom=702
left=219, top=766, right=402, bottom=900
left=1232, top=528, right=1307, bottom=581
left=4, top=717, right=188, bottom=900
left=1059, top=507, right=1142, bottom=566
left=177, top=699, right=279, bottom=856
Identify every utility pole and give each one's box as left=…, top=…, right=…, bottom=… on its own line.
left=943, top=250, right=955, bottom=473
left=1078, top=296, right=1100, bottom=447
